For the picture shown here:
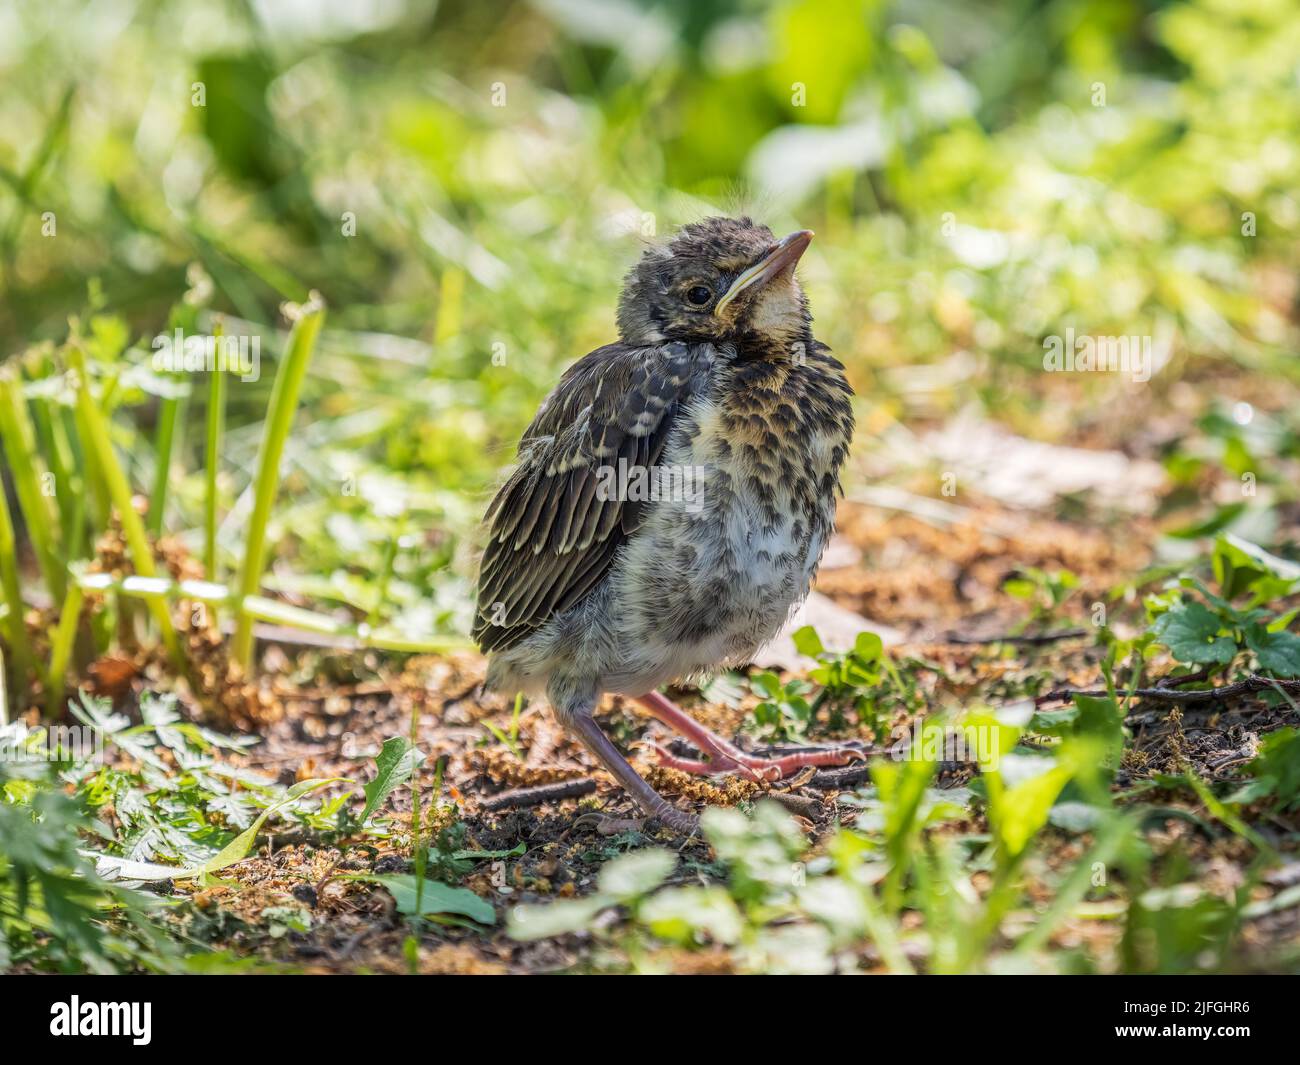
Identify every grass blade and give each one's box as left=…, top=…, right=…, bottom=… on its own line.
left=0, top=477, right=31, bottom=694
left=204, top=325, right=227, bottom=580
left=232, top=297, right=325, bottom=669
left=45, top=581, right=83, bottom=717
left=68, top=343, right=185, bottom=672
left=0, top=366, right=64, bottom=602
left=147, top=378, right=185, bottom=540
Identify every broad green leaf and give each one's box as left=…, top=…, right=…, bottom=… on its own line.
left=792, top=625, right=824, bottom=656
left=1244, top=625, right=1300, bottom=677
left=991, top=755, right=1073, bottom=857
left=1073, top=694, right=1125, bottom=768
left=750, top=670, right=784, bottom=699
left=639, top=885, right=744, bottom=945
left=1152, top=601, right=1236, bottom=664
left=508, top=896, right=608, bottom=941
left=362, top=874, right=496, bottom=925
left=1215, top=534, right=1300, bottom=599
left=597, top=848, right=676, bottom=900
left=797, top=878, right=870, bottom=940
left=1244, top=727, right=1300, bottom=809
left=853, top=630, right=883, bottom=661
left=359, top=736, right=425, bottom=824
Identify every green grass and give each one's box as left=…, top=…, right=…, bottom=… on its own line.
left=230, top=298, right=326, bottom=669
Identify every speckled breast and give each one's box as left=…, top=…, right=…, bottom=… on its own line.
left=612, top=346, right=854, bottom=672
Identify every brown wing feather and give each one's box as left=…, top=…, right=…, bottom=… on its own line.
left=473, top=342, right=696, bottom=654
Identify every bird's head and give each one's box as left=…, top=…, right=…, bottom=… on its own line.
left=617, top=216, right=814, bottom=356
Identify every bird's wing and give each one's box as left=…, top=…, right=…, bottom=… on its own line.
left=474, top=341, right=698, bottom=654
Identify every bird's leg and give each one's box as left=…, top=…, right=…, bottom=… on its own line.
left=635, top=690, right=865, bottom=781
left=566, top=713, right=699, bottom=834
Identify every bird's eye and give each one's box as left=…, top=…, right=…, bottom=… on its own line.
left=686, top=285, right=712, bottom=307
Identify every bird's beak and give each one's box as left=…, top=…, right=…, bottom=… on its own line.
left=714, top=230, right=814, bottom=314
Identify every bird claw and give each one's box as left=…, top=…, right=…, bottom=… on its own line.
left=649, top=741, right=769, bottom=783
left=651, top=739, right=864, bottom=781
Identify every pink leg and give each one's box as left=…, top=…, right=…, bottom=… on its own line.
left=634, top=691, right=866, bottom=781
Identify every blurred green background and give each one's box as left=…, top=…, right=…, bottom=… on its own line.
left=1, top=0, right=1298, bottom=640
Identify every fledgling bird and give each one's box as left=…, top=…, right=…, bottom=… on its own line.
left=474, top=216, right=859, bottom=832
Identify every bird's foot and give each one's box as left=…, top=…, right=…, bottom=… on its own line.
left=565, top=711, right=701, bottom=836
left=649, top=803, right=700, bottom=835
left=652, top=740, right=865, bottom=781
left=635, top=689, right=867, bottom=783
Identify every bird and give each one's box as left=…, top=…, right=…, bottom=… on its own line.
left=473, top=216, right=860, bottom=832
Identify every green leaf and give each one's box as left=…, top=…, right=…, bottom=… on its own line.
left=1244, top=727, right=1300, bottom=809
left=990, top=755, right=1073, bottom=858
left=792, top=625, right=824, bottom=657
left=639, top=885, right=743, bottom=945
left=853, top=630, right=884, bottom=661
left=1244, top=625, right=1300, bottom=678
left=450, top=842, right=526, bottom=861
left=196, top=778, right=343, bottom=875
left=1214, top=534, right=1300, bottom=600
left=362, top=874, right=496, bottom=925
left=360, top=736, right=425, bottom=824
left=1047, top=801, right=1103, bottom=833
left=1152, top=601, right=1236, bottom=664
left=1073, top=693, right=1124, bottom=768
left=507, top=896, right=607, bottom=941
left=1165, top=502, right=1245, bottom=540
left=93, top=777, right=345, bottom=881
left=597, top=848, right=676, bottom=900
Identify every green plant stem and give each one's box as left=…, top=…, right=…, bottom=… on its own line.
left=148, top=380, right=185, bottom=539
left=365, top=529, right=401, bottom=628
left=68, top=344, right=185, bottom=673
left=30, top=392, right=77, bottom=550
left=45, top=582, right=83, bottom=717
left=232, top=299, right=325, bottom=670
left=410, top=695, right=426, bottom=931
left=204, top=343, right=226, bottom=581
left=69, top=396, right=110, bottom=535
left=0, top=367, right=64, bottom=602
left=1014, top=813, right=1135, bottom=957
left=0, top=468, right=32, bottom=693
left=72, top=571, right=471, bottom=653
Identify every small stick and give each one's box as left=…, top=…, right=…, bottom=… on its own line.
left=482, top=778, right=597, bottom=810
left=1156, top=665, right=1213, bottom=689
left=767, top=791, right=824, bottom=819
left=944, top=629, right=1089, bottom=646
left=1036, top=675, right=1300, bottom=707
left=809, top=764, right=874, bottom=789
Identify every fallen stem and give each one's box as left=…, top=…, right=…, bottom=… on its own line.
left=73, top=570, right=470, bottom=654
left=481, top=778, right=598, bottom=810
left=1036, top=674, right=1300, bottom=706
